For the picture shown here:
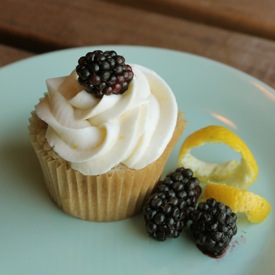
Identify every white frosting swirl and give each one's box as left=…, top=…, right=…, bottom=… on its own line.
left=36, top=64, right=178, bottom=175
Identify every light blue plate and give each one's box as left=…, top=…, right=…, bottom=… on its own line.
left=0, top=46, right=274, bottom=275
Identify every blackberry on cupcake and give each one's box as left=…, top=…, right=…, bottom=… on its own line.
left=76, top=50, right=134, bottom=98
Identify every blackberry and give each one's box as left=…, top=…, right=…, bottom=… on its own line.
left=143, top=167, right=202, bottom=241
left=190, top=198, right=237, bottom=257
left=76, top=50, right=134, bottom=98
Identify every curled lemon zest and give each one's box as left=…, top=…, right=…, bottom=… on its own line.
left=178, top=125, right=258, bottom=189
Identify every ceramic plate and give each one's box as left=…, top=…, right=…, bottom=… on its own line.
left=0, top=46, right=274, bottom=275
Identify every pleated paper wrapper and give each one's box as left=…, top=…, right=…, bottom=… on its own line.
left=29, top=111, right=186, bottom=222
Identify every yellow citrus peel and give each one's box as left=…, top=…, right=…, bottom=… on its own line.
left=203, top=183, right=271, bottom=223
left=178, top=125, right=258, bottom=189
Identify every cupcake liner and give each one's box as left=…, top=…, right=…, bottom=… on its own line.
left=29, top=111, right=186, bottom=221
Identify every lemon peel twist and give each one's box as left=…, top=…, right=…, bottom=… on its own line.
left=178, top=125, right=258, bottom=189
left=203, top=183, right=271, bottom=223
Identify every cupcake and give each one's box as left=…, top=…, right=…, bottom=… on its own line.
left=29, top=50, right=186, bottom=221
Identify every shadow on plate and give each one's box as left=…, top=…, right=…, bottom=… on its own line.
left=127, top=213, right=148, bottom=239
left=0, top=139, right=48, bottom=199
